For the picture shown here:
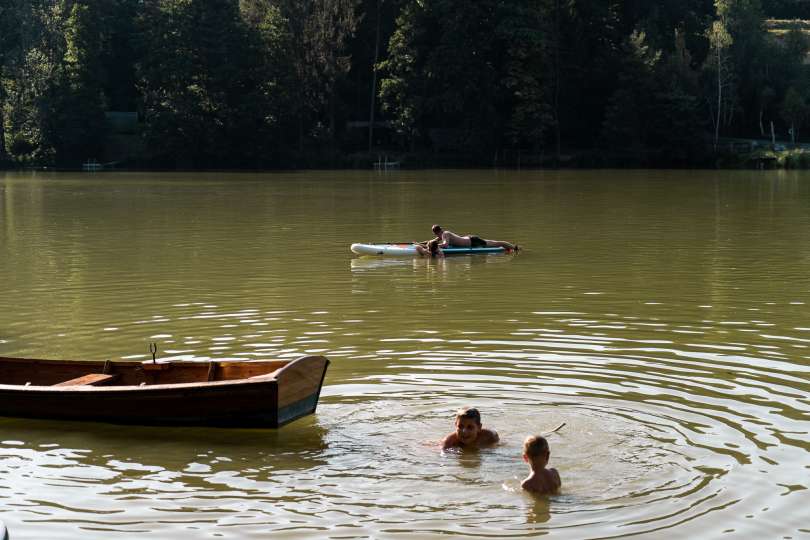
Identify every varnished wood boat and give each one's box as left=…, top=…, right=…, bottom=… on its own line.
left=0, top=355, right=329, bottom=427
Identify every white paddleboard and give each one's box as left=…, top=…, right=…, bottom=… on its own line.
left=351, top=243, right=419, bottom=256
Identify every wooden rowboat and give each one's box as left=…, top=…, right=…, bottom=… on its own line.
left=0, top=355, right=329, bottom=427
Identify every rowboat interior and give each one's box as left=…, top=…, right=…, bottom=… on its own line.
left=0, top=357, right=292, bottom=387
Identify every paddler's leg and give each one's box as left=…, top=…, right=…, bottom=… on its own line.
left=483, top=239, right=517, bottom=250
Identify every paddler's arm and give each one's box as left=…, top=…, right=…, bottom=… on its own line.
left=415, top=237, right=436, bottom=246
left=439, top=232, right=449, bottom=248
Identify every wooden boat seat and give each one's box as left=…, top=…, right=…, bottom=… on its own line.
left=249, top=369, right=282, bottom=380
left=53, top=373, right=119, bottom=387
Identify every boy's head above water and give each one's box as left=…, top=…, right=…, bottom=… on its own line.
left=455, top=407, right=481, bottom=423
left=454, top=407, right=482, bottom=445
left=442, top=407, right=499, bottom=450
left=523, top=435, right=550, bottom=466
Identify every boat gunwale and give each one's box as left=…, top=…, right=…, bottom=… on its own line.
left=0, top=376, right=278, bottom=392
left=0, top=355, right=326, bottom=392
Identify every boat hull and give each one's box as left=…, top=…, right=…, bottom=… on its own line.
left=0, top=355, right=329, bottom=428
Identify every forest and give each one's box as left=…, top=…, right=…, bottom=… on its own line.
left=1, top=0, right=810, bottom=169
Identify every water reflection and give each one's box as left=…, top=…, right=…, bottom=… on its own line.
left=525, top=498, right=551, bottom=525
left=0, top=417, right=329, bottom=538
left=350, top=252, right=515, bottom=273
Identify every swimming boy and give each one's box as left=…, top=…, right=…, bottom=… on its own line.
left=521, top=435, right=561, bottom=495
left=415, top=238, right=444, bottom=258
left=442, top=407, right=499, bottom=450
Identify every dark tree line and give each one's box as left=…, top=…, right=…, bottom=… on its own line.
left=0, top=0, right=809, bottom=168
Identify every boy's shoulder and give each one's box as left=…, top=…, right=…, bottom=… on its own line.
left=522, top=471, right=560, bottom=495
left=442, top=432, right=460, bottom=449
left=478, top=428, right=499, bottom=445
left=521, top=474, right=542, bottom=493
left=541, top=468, right=561, bottom=491
left=548, top=468, right=561, bottom=487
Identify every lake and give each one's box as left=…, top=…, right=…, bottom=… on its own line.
left=0, top=169, right=809, bottom=539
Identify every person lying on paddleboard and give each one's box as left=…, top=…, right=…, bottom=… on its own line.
left=442, top=407, right=499, bottom=450
left=431, top=224, right=519, bottom=252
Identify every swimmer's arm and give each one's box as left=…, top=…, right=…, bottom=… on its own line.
left=441, top=433, right=459, bottom=450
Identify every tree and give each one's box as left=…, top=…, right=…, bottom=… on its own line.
left=600, top=30, right=661, bottom=157
left=650, top=30, right=707, bottom=165
left=497, top=0, right=556, bottom=155
left=49, top=0, right=109, bottom=164
left=0, top=0, right=25, bottom=162
left=276, top=0, right=360, bottom=153
left=380, top=0, right=549, bottom=156
left=781, top=86, right=808, bottom=143
left=705, top=16, right=733, bottom=150
left=138, top=0, right=277, bottom=168
left=377, top=0, right=425, bottom=149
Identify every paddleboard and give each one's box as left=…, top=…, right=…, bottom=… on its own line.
left=351, top=243, right=506, bottom=256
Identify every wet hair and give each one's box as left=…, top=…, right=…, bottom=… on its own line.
left=455, top=407, right=481, bottom=424
left=523, top=435, right=549, bottom=458
left=432, top=224, right=442, bottom=235
left=427, top=239, right=440, bottom=256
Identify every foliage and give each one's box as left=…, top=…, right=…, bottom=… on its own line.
left=276, top=0, right=360, bottom=152
left=0, top=0, right=808, bottom=169
left=136, top=0, right=281, bottom=168
left=781, top=86, right=809, bottom=141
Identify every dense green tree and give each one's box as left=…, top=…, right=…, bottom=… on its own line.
left=2, top=0, right=67, bottom=164
left=600, top=31, right=660, bottom=156
left=1, top=0, right=116, bottom=165
left=343, top=0, right=400, bottom=151
left=497, top=0, right=556, bottom=154
left=1, top=0, right=809, bottom=169
left=48, top=0, right=109, bottom=164
left=101, top=0, right=140, bottom=112
left=650, top=31, right=706, bottom=164
left=137, top=0, right=277, bottom=168
left=0, top=0, right=25, bottom=161
left=380, top=0, right=513, bottom=154
left=724, top=0, right=768, bottom=134
left=781, top=85, right=810, bottom=142
left=276, top=0, right=360, bottom=153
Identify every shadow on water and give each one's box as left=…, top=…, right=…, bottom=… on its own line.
left=0, top=415, right=328, bottom=473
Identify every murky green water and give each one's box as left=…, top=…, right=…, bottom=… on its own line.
left=1, top=169, right=809, bottom=539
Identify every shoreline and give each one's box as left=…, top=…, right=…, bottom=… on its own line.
left=6, top=145, right=810, bottom=172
